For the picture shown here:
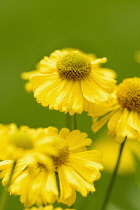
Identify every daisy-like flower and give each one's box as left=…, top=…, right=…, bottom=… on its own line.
left=92, top=77, right=140, bottom=143
left=93, top=135, right=140, bottom=175
left=0, top=124, right=59, bottom=169
left=21, top=49, right=85, bottom=93
left=23, top=49, right=116, bottom=115
left=24, top=205, right=76, bottom=210
left=2, top=128, right=103, bottom=207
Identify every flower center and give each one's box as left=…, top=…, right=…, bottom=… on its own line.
left=10, top=132, right=34, bottom=149
left=56, top=52, right=92, bottom=80
left=117, top=77, right=140, bottom=112
left=53, top=145, right=69, bottom=167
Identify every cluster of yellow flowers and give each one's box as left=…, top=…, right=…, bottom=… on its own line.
left=0, top=48, right=140, bottom=210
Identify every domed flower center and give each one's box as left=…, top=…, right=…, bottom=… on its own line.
left=53, top=145, right=69, bottom=167
left=56, top=52, right=92, bottom=80
left=117, top=77, right=140, bottom=112
left=10, top=132, right=34, bottom=149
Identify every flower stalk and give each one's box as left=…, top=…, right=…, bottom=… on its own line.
left=65, top=113, right=73, bottom=130
left=101, top=137, right=126, bottom=210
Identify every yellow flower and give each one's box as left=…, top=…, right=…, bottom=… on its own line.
left=21, top=49, right=88, bottom=93
left=92, top=77, right=140, bottom=143
left=3, top=128, right=103, bottom=207
left=0, top=124, right=58, bottom=169
left=24, top=205, right=76, bottom=210
left=53, top=128, right=103, bottom=206
left=25, top=49, right=116, bottom=115
left=93, top=135, right=140, bottom=175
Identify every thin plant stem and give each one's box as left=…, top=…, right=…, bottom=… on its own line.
left=0, top=160, right=17, bottom=210
left=101, top=137, right=127, bottom=210
left=73, top=114, right=77, bottom=129
left=65, top=113, right=72, bottom=130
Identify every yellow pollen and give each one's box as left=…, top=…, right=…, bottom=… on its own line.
left=56, top=52, right=92, bottom=80
left=53, top=145, right=69, bottom=167
left=9, top=132, right=34, bottom=149
left=117, top=77, right=140, bottom=112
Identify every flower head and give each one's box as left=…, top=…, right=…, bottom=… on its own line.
left=0, top=124, right=59, bottom=169
left=92, top=77, right=140, bottom=143
left=22, top=49, right=116, bottom=115
left=2, top=128, right=103, bottom=207
left=117, top=78, right=140, bottom=112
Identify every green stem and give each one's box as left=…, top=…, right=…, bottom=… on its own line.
left=65, top=113, right=72, bottom=130
left=0, top=160, right=17, bottom=210
left=73, top=114, right=77, bottom=129
left=101, top=137, right=126, bottom=210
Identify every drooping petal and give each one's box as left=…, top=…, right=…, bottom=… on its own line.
left=81, top=71, right=116, bottom=103
left=58, top=167, right=76, bottom=206
left=60, top=165, right=95, bottom=197
left=52, top=81, right=83, bottom=114
left=114, top=109, right=138, bottom=141
left=99, top=68, right=117, bottom=79
left=69, top=151, right=103, bottom=182
left=92, top=110, right=117, bottom=133
left=128, top=111, right=140, bottom=132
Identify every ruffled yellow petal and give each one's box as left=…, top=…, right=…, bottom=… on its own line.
left=99, top=68, right=117, bottom=79
left=19, top=169, right=58, bottom=207
left=21, top=70, right=40, bottom=80
left=50, top=81, right=83, bottom=114
left=42, top=171, right=58, bottom=204
left=60, top=165, right=95, bottom=197
left=58, top=167, right=76, bottom=206
left=32, top=73, right=84, bottom=114
left=71, top=150, right=103, bottom=163
left=107, top=109, right=124, bottom=138
left=92, top=110, right=116, bottom=133
left=65, top=130, right=92, bottom=151
left=69, top=151, right=103, bottom=182
left=84, top=97, right=118, bottom=117
left=81, top=71, right=116, bottom=103
left=32, top=73, right=63, bottom=106
left=114, top=109, right=138, bottom=141
left=39, top=56, right=56, bottom=73
left=91, top=57, right=107, bottom=65
left=128, top=111, right=140, bottom=132
left=59, top=128, right=70, bottom=139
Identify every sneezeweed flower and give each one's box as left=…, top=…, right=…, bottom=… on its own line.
left=0, top=124, right=59, bottom=170
left=21, top=49, right=85, bottom=93
left=24, top=205, right=76, bottom=210
left=3, top=128, right=103, bottom=207
left=26, top=49, right=116, bottom=115
left=92, top=77, right=140, bottom=143
left=93, top=135, right=140, bottom=175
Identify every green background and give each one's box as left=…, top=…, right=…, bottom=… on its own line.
left=0, top=0, right=140, bottom=209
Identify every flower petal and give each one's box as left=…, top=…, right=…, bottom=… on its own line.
left=81, top=71, right=116, bottom=103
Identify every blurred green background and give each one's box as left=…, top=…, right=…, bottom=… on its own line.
left=0, top=0, right=140, bottom=209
